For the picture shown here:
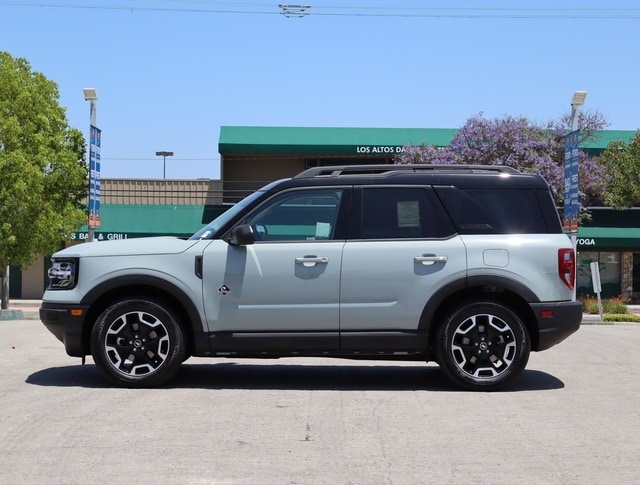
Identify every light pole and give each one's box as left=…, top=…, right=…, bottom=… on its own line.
left=567, top=90, right=587, bottom=301
left=570, top=91, right=587, bottom=130
left=155, top=151, right=174, bottom=179
left=83, top=88, right=98, bottom=242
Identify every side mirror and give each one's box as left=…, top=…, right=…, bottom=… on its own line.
left=228, top=224, right=256, bottom=246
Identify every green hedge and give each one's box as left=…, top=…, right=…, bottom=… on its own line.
left=581, top=296, right=628, bottom=315
left=604, top=313, right=640, bottom=323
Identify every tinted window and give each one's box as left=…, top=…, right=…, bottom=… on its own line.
left=435, top=187, right=548, bottom=234
left=244, top=189, right=343, bottom=241
left=361, top=187, right=454, bottom=239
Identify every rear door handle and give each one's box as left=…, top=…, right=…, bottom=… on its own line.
left=414, top=255, right=448, bottom=265
left=295, top=256, right=329, bottom=267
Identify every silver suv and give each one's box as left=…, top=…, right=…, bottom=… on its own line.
left=40, top=165, right=582, bottom=390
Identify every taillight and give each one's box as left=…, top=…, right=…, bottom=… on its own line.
left=558, top=248, right=575, bottom=290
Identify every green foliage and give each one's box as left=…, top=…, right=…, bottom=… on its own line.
left=580, top=296, right=628, bottom=314
left=599, top=130, right=640, bottom=209
left=581, top=296, right=600, bottom=314
left=602, top=296, right=628, bottom=314
left=0, top=51, right=87, bottom=272
left=395, top=112, right=610, bottom=211
left=604, top=313, right=640, bottom=323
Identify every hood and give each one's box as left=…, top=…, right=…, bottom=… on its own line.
left=52, top=236, right=201, bottom=258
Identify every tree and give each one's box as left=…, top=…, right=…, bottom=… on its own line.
left=395, top=112, right=609, bottom=209
left=599, top=130, right=640, bottom=209
left=0, top=51, right=87, bottom=308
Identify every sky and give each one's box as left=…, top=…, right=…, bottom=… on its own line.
left=1, top=0, right=639, bottom=179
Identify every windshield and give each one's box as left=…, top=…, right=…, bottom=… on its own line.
left=189, top=180, right=284, bottom=240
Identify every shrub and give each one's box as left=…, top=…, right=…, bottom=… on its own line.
left=581, top=296, right=600, bottom=314
left=602, top=296, right=627, bottom=314
left=604, top=313, right=640, bottom=323
left=580, top=295, right=628, bottom=315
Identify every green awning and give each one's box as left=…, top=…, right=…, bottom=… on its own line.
left=74, top=204, right=210, bottom=240
left=581, top=130, right=636, bottom=155
left=219, top=126, right=458, bottom=155
left=219, top=126, right=637, bottom=156
left=577, top=226, right=640, bottom=249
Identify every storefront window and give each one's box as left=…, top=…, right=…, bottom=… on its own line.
left=577, top=251, right=597, bottom=296
left=576, top=251, right=621, bottom=299
left=599, top=252, right=621, bottom=296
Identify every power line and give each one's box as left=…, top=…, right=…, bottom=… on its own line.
left=1, top=1, right=639, bottom=19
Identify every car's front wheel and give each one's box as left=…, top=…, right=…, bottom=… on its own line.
left=436, top=301, right=530, bottom=391
left=90, top=298, right=186, bottom=388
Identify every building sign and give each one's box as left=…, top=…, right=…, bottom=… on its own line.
left=356, top=146, right=407, bottom=154
left=89, top=125, right=101, bottom=228
left=563, top=130, right=579, bottom=233
left=72, top=232, right=187, bottom=240
left=73, top=232, right=130, bottom=241
left=577, top=238, right=596, bottom=246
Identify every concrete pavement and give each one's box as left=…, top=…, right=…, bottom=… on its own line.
left=1, top=318, right=640, bottom=484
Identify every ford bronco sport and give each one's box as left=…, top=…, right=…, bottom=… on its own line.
left=40, top=165, right=582, bottom=390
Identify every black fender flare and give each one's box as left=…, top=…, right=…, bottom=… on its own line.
left=80, top=274, right=205, bottom=333
left=418, top=275, right=539, bottom=332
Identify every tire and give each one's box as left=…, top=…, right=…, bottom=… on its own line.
left=90, top=298, right=186, bottom=388
left=436, top=301, right=530, bottom=391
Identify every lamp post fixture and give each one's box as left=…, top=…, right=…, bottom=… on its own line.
left=155, top=151, right=174, bottom=179
left=83, top=88, right=98, bottom=242
left=83, top=88, right=98, bottom=123
left=570, top=91, right=587, bottom=131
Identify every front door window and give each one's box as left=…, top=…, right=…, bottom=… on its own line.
left=202, top=188, right=346, bottom=342
left=244, top=189, right=343, bottom=242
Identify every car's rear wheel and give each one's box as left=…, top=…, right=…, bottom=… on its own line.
left=90, top=298, right=186, bottom=388
left=436, top=301, right=530, bottom=391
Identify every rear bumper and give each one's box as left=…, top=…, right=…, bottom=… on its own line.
left=40, top=302, right=90, bottom=357
left=530, top=300, right=583, bottom=351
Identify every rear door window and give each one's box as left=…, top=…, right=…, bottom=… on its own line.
left=359, top=187, right=455, bottom=239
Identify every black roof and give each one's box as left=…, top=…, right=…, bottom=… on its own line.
left=276, top=164, right=551, bottom=190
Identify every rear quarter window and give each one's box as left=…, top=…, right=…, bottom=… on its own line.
left=434, top=187, right=557, bottom=234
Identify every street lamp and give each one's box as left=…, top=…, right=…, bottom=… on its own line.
left=83, top=88, right=98, bottom=125
left=155, top=151, right=174, bottom=179
left=567, top=90, right=587, bottom=301
left=83, top=88, right=98, bottom=242
left=570, top=91, right=587, bottom=131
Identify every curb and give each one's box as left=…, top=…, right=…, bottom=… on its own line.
left=0, top=309, right=25, bottom=321
left=4, top=300, right=41, bottom=320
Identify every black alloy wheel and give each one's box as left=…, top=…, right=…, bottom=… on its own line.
left=437, top=301, right=530, bottom=391
left=91, top=298, right=186, bottom=387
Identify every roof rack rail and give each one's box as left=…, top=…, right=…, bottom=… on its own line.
left=294, top=164, right=520, bottom=178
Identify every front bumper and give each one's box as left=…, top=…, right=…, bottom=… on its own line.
left=40, top=302, right=90, bottom=357
left=530, top=300, right=583, bottom=351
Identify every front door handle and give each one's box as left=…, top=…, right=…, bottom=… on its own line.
left=295, top=256, right=329, bottom=267
left=414, top=255, right=448, bottom=265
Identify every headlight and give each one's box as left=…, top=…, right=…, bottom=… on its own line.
left=48, top=258, right=79, bottom=290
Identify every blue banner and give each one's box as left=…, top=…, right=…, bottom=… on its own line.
left=563, top=130, right=579, bottom=233
left=89, top=125, right=101, bottom=228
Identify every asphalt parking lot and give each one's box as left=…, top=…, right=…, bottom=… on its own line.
left=1, top=317, right=639, bottom=484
